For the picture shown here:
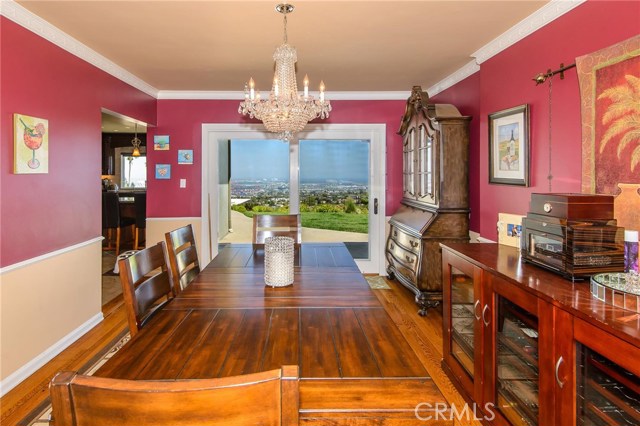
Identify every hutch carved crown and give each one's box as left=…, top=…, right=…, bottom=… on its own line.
left=386, top=86, right=471, bottom=315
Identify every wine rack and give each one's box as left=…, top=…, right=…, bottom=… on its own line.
left=577, top=344, right=640, bottom=425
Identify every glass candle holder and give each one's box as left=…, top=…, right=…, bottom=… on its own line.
left=264, top=236, right=294, bottom=287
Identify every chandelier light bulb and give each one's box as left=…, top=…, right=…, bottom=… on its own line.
left=303, top=74, right=309, bottom=98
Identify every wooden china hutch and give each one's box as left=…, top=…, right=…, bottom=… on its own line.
left=386, top=86, right=471, bottom=315
left=441, top=243, right=640, bottom=426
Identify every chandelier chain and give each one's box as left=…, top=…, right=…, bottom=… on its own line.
left=283, top=15, right=288, bottom=44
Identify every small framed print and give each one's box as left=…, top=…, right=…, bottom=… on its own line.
left=489, top=104, right=530, bottom=186
left=14, top=113, right=49, bottom=174
left=178, top=149, right=193, bottom=164
left=155, top=164, right=171, bottom=179
left=154, top=135, right=170, bottom=150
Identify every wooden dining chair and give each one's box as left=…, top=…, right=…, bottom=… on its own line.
left=253, top=214, right=302, bottom=244
left=50, top=366, right=299, bottom=426
left=165, top=224, right=200, bottom=294
left=118, top=241, right=175, bottom=336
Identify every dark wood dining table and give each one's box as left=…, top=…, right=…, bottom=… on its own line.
left=95, top=243, right=448, bottom=421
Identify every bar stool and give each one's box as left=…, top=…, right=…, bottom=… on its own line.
left=133, top=192, right=146, bottom=250
left=102, top=192, right=135, bottom=255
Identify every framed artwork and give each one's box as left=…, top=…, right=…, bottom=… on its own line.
left=155, top=164, right=171, bottom=179
left=154, top=135, right=170, bottom=150
left=14, top=113, right=49, bottom=174
left=178, top=149, right=193, bottom=165
left=576, top=34, right=639, bottom=195
left=488, top=104, right=530, bottom=186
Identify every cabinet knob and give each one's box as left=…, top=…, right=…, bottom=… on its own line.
left=394, top=230, right=398, bottom=237
left=405, top=256, right=414, bottom=264
left=482, top=304, right=491, bottom=326
left=410, top=240, right=419, bottom=248
left=543, top=202, right=553, bottom=213
left=390, top=244, right=394, bottom=250
left=555, top=356, right=565, bottom=389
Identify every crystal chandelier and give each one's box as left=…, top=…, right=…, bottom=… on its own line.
left=238, top=3, right=331, bottom=142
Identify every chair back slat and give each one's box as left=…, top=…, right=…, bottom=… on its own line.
left=253, top=214, right=302, bottom=244
left=118, top=242, right=174, bottom=336
left=165, top=225, right=200, bottom=294
left=133, top=271, right=173, bottom=327
left=50, top=366, right=299, bottom=426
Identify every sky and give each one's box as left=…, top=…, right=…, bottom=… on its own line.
left=231, top=139, right=369, bottom=182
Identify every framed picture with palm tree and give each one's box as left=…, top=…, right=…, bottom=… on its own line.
left=577, top=34, right=640, bottom=195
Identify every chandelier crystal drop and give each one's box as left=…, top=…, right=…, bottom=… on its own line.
left=238, top=3, right=331, bottom=142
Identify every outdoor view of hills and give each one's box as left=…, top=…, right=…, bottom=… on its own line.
left=230, top=139, right=370, bottom=234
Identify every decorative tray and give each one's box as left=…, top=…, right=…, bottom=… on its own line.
left=590, top=272, right=640, bottom=313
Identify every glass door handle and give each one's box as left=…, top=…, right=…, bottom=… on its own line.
left=374, top=198, right=378, bottom=215
left=555, top=356, right=565, bottom=388
left=482, top=304, right=491, bottom=326
left=474, top=300, right=481, bottom=320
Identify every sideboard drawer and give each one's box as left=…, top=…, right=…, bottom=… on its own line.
left=391, top=228, right=421, bottom=254
left=387, top=238, right=419, bottom=271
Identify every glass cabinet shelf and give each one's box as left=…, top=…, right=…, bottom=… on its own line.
left=577, top=344, right=640, bottom=426
left=496, top=298, right=539, bottom=426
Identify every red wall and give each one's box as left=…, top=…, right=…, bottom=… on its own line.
left=149, top=99, right=406, bottom=218
left=0, top=18, right=157, bottom=267
left=430, top=0, right=640, bottom=239
left=431, top=73, right=481, bottom=232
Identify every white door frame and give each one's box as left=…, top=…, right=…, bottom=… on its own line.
left=201, top=123, right=386, bottom=274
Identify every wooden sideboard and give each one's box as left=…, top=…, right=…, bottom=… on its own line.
left=441, top=243, right=640, bottom=426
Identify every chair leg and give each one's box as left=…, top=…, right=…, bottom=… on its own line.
left=134, top=227, right=139, bottom=251
left=116, top=227, right=121, bottom=256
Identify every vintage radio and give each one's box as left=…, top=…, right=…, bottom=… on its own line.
left=521, top=194, right=625, bottom=279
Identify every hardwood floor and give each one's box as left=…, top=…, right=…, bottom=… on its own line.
left=1, top=278, right=471, bottom=426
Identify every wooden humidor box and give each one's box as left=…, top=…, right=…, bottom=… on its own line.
left=521, top=193, right=624, bottom=279
left=529, top=193, right=614, bottom=220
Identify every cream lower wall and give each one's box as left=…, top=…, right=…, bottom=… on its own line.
left=146, top=217, right=203, bottom=260
left=0, top=239, right=102, bottom=382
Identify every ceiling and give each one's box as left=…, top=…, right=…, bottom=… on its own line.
left=16, top=0, right=548, bottom=93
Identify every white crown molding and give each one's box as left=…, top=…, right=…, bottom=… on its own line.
left=0, top=312, right=103, bottom=397
left=1, top=0, right=586, bottom=103
left=157, top=90, right=410, bottom=101
left=471, top=0, right=587, bottom=64
left=0, top=0, right=158, bottom=98
left=427, top=60, right=481, bottom=97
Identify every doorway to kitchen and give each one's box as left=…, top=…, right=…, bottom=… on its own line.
left=100, top=109, right=148, bottom=307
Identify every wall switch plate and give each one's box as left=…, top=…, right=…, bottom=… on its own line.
left=180, top=179, right=186, bottom=188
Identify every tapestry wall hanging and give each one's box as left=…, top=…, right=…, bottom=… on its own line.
left=577, top=35, right=640, bottom=195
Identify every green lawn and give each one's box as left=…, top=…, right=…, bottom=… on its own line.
left=238, top=211, right=368, bottom=234
left=301, top=212, right=368, bottom=234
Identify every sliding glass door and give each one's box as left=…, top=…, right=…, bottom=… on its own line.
left=204, top=124, right=385, bottom=274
